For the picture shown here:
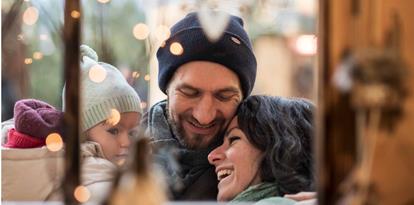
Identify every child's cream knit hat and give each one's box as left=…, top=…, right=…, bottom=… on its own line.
left=79, top=45, right=142, bottom=132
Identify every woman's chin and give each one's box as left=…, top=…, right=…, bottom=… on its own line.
left=217, top=191, right=234, bottom=202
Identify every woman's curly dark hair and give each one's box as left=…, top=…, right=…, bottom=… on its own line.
left=237, top=95, right=315, bottom=195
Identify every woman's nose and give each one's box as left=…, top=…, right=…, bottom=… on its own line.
left=208, top=145, right=226, bottom=165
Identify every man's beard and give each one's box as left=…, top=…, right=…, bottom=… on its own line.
left=166, top=107, right=225, bottom=150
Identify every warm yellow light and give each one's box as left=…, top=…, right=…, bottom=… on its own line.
left=144, top=74, right=150, bottom=81
left=132, top=71, right=140, bottom=78
left=97, top=0, right=110, bottom=3
left=24, top=58, right=33, bottom=64
left=140, top=101, right=147, bottom=109
left=88, top=64, right=107, bottom=83
left=155, top=25, right=171, bottom=41
left=46, top=133, right=63, bottom=152
left=23, top=7, right=39, bottom=26
left=170, top=42, right=184, bottom=55
left=295, top=34, right=317, bottom=55
left=71, top=10, right=81, bottom=19
left=17, top=34, right=24, bottom=41
left=133, top=23, right=149, bottom=40
left=106, top=109, right=121, bottom=126
left=74, top=185, right=91, bottom=203
left=33, top=52, right=43, bottom=60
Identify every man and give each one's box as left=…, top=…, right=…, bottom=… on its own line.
left=141, top=12, right=256, bottom=200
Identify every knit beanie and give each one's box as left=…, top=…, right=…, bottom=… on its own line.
left=157, top=12, right=257, bottom=98
left=4, top=99, right=64, bottom=148
left=77, top=45, right=142, bottom=132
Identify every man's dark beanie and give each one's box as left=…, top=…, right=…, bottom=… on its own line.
left=157, top=12, right=257, bottom=98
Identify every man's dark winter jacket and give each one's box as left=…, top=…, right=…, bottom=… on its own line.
left=141, top=100, right=218, bottom=200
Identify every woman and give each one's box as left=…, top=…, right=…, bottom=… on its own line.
left=208, top=95, right=315, bottom=204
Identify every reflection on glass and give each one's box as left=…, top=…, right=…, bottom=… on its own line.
left=46, top=133, right=63, bottom=152
left=106, top=109, right=121, bottom=126
left=70, top=10, right=81, bottom=19
left=22, top=7, right=39, bottom=26
left=88, top=64, right=107, bottom=83
left=74, top=185, right=91, bottom=203
left=24, top=58, right=33, bottom=65
left=133, top=23, right=149, bottom=40
left=170, top=42, right=184, bottom=56
left=33, top=51, right=43, bottom=60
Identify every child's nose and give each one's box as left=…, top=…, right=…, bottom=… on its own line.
left=119, top=133, right=130, bottom=147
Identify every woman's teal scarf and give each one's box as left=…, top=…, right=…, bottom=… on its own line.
left=231, top=182, right=279, bottom=202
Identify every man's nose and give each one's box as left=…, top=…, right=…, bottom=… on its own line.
left=193, top=95, right=217, bottom=125
left=208, top=145, right=225, bottom=165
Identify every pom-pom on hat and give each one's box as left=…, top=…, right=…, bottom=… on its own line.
left=4, top=99, right=63, bottom=148
left=77, top=45, right=143, bottom=132
left=156, top=12, right=257, bottom=98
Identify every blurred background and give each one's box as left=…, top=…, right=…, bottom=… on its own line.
left=1, top=0, right=317, bottom=120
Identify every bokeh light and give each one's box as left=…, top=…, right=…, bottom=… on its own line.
left=97, top=0, right=111, bottom=3
left=24, top=58, right=33, bottom=65
left=170, top=42, right=184, bottom=55
left=133, top=23, right=149, bottom=40
left=155, top=25, right=171, bottom=41
left=74, top=185, right=91, bottom=203
left=22, top=7, right=39, bottom=26
left=295, top=34, right=317, bottom=55
left=144, top=74, right=150, bottom=81
left=88, top=64, right=107, bottom=83
left=106, top=109, right=121, bottom=126
left=17, top=34, right=24, bottom=41
left=132, top=71, right=140, bottom=78
left=46, top=133, right=63, bottom=152
left=33, top=52, right=43, bottom=60
left=71, top=10, right=81, bottom=19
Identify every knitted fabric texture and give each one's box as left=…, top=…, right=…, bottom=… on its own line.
left=5, top=128, right=46, bottom=148
left=5, top=99, right=63, bottom=148
left=78, top=45, right=142, bottom=132
left=156, top=12, right=257, bottom=98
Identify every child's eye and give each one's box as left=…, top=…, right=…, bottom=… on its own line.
left=107, top=128, right=119, bottom=135
left=228, top=136, right=240, bottom=145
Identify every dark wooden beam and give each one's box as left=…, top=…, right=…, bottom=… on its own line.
left=62, top=0, right=81, bottom=204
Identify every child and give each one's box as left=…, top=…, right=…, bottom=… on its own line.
left=2, top=45, right=143, bottom=202
left=71, top=44, right=143, bottom=202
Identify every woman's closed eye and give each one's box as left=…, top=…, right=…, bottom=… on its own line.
left=228, top=136, right=240, bottom=145
left=107, top=127, right=119, bottom=135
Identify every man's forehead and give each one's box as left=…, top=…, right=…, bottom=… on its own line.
left=171, top=61, right=242, bottom=92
